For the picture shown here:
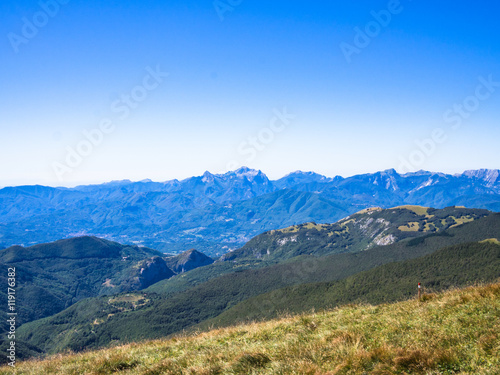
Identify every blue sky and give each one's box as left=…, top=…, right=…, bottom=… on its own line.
left=1, top=0, right=499, bottom=186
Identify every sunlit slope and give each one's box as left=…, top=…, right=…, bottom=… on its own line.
left=3, top=283, right=500, bottom=374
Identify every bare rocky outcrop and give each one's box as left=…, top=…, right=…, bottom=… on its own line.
left=134, top=256, right=175, bottom=289
left=165, top=249, right=214, bottom=274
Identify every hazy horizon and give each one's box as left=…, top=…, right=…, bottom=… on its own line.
left=2, top=166, right=499, bottom=189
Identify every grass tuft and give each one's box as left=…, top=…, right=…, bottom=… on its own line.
left=232, top=352, right=271, bottom=373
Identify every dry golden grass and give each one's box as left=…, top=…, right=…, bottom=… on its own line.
left=481, top=238, right=500, bottom=245
left=353, top=207, right=383, bottom=215
left=398, top=222, right=420, bottom=232
left=390, top=205, right=431, bottom=216
left=3, top=283, right=500, bottom=374
left=449, top=216, right=476, bottom=228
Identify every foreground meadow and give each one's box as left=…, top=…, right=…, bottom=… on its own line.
left=2, top=283, right=499, bottom=374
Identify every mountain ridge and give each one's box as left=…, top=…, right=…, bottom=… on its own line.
left=0, top=238, right=213, bottom=327
left=5, top=167, right=500, bottom=193
left=1, top=168, right=499, bottom=255
left=0, top=237, right=170, bottom=325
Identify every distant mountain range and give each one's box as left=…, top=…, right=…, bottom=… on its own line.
left=1, top=167, right=499, bottom=255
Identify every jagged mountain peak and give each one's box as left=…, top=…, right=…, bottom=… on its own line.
left=192, top=167, right=268, bottom=183
left=400, top=170, right=432, bottom=178
left=380, top=168, right=398, bottom=175
left=462, top=168, right=499, bottom=176
left=274, top=170, right=334, bottom=189
left=234, top=166, right=257, bottom=174
left=232, top=166, right=265, bottom=179
left=284, top=170, right=323, bottom=177
left=461, top=169, right=500, bottom=186
left=163, top=178, right=180, bottom=186
left=201, top=171, right=215, bottom=183
left=365, top=169, right=400, bottom=191
left=104, top=179, right=133, bottom=186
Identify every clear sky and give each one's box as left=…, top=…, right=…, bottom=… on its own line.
left=1, top=0, right=499, bottom=187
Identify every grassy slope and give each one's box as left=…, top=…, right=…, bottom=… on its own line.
left=16, top=214, right=500, bottom=356
left=3, top=283, right=500, bottom=374
left=201, top=240, right=500, bottom=329
left=148, top=207, right=492, bottom=296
